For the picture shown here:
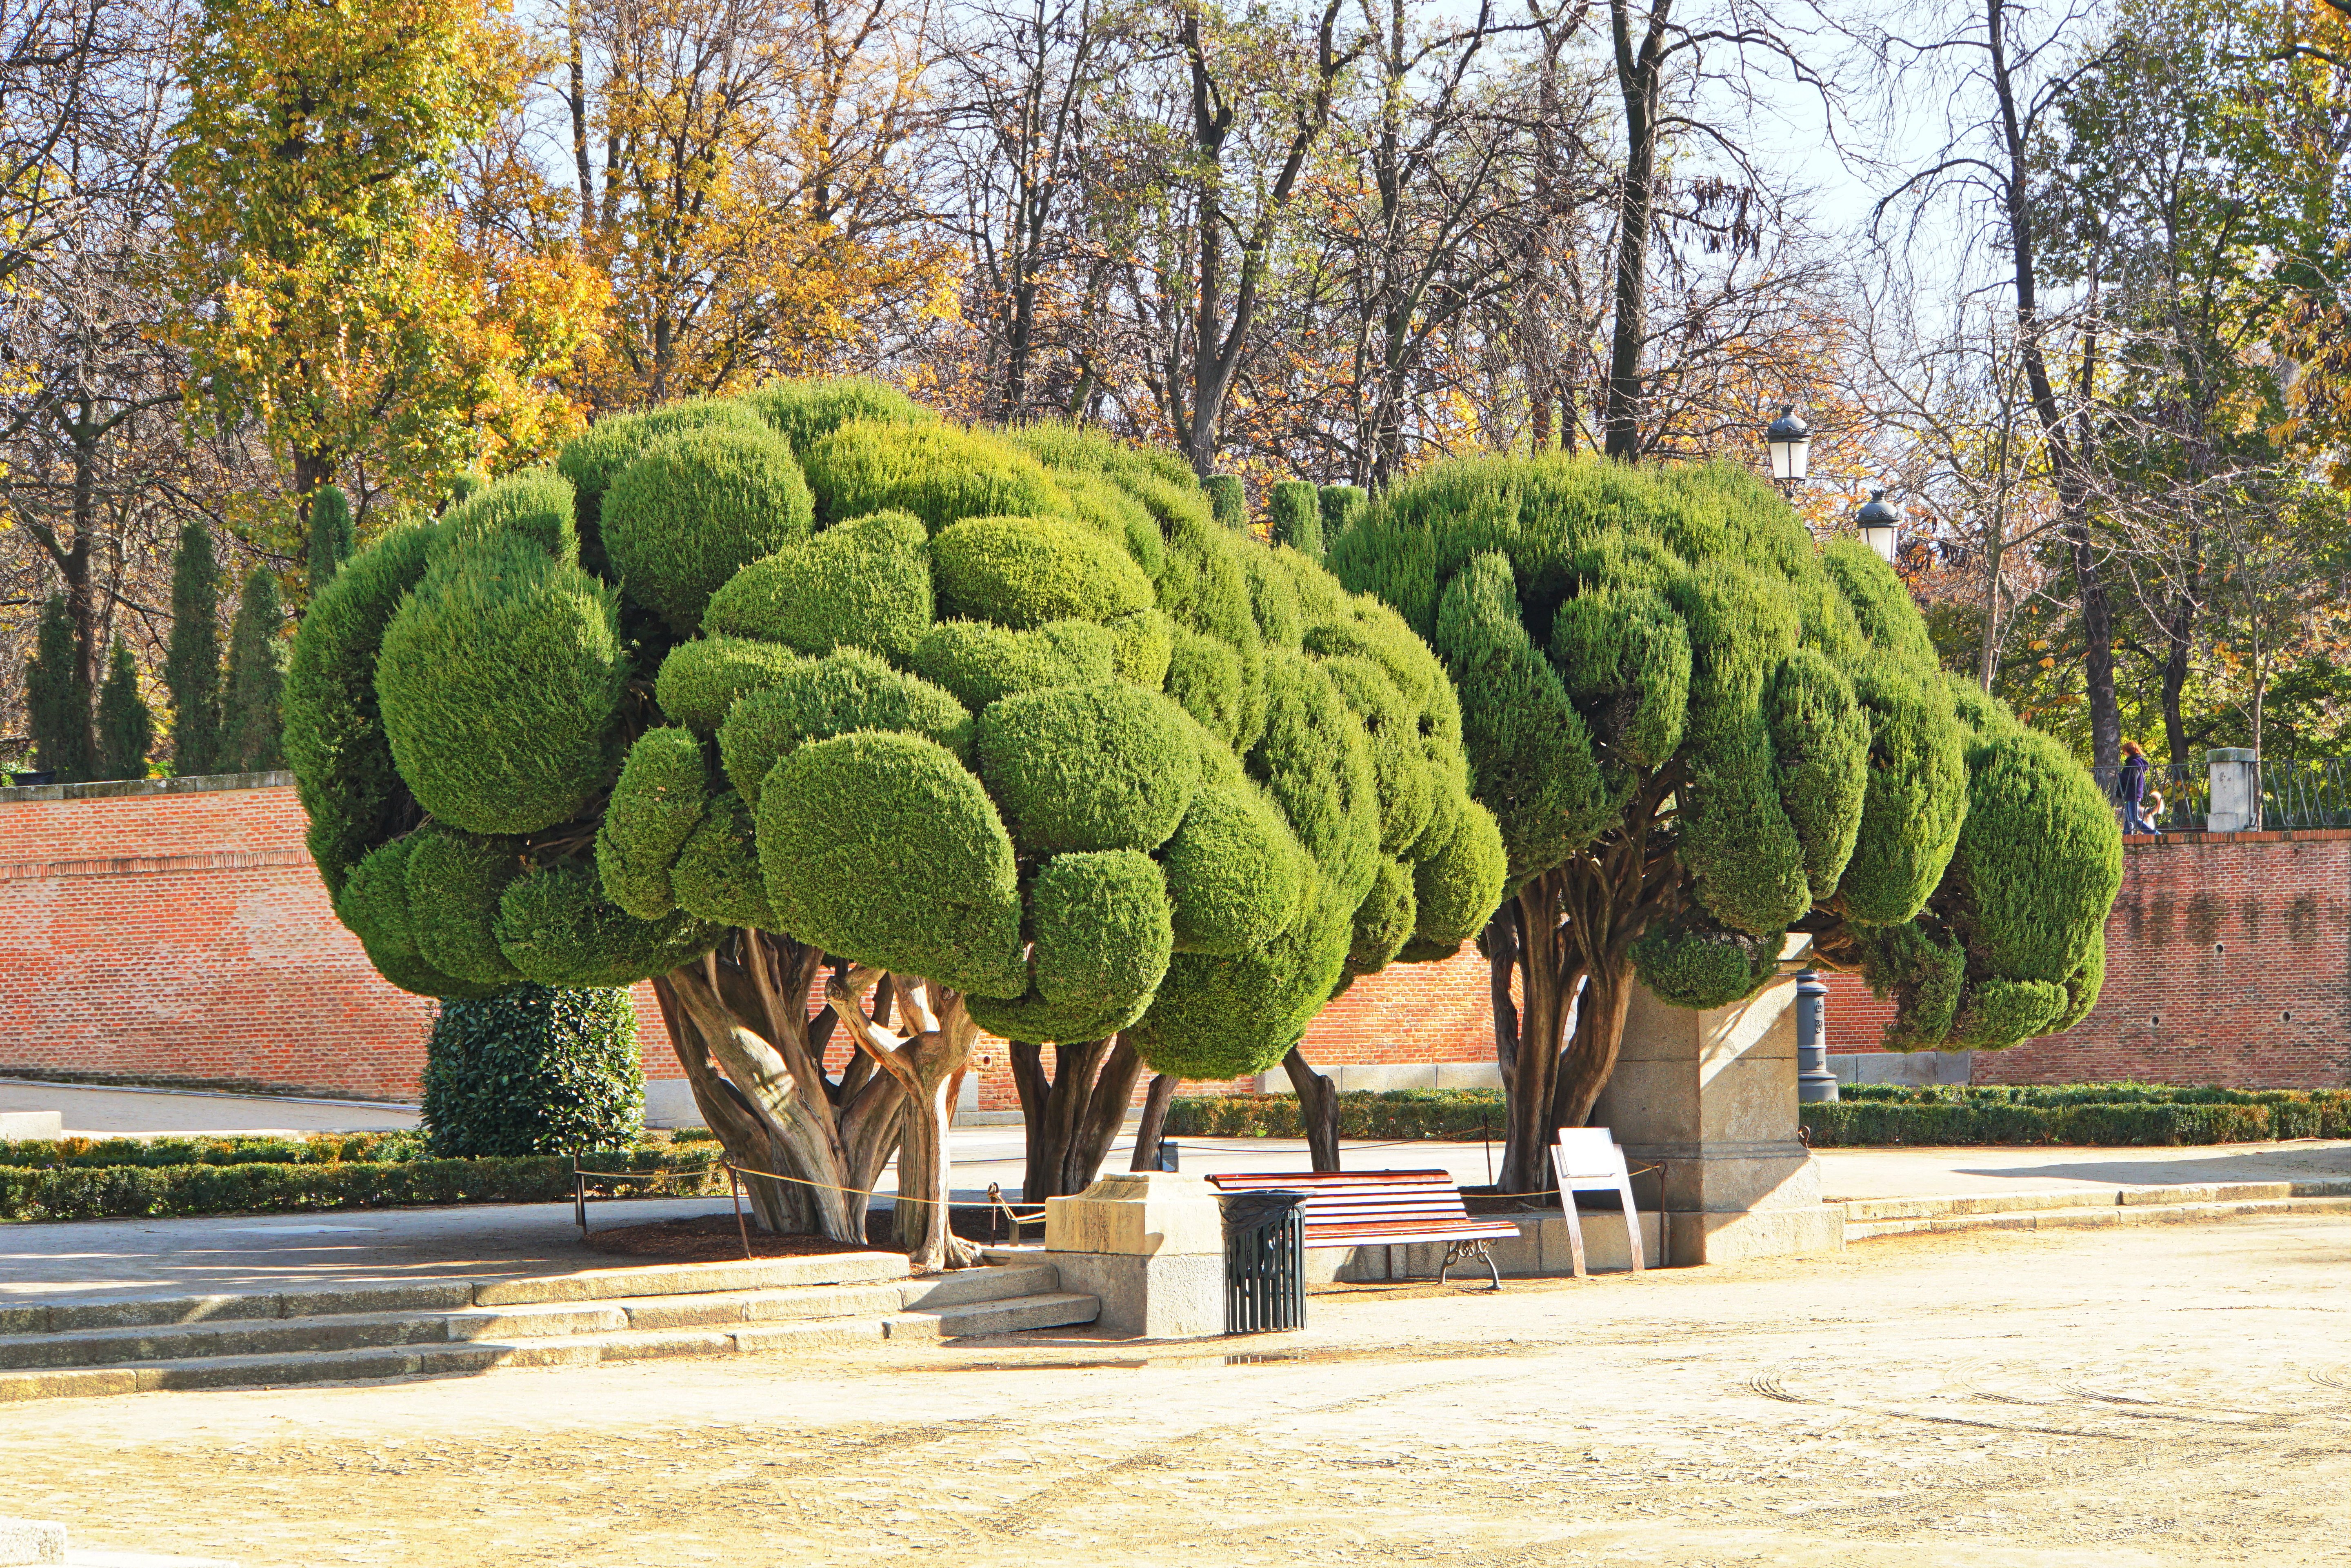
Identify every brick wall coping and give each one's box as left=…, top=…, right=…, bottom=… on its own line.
left=2123, top=828, right=2351, bottom=846
left=0, top=770, right=293, bottom=806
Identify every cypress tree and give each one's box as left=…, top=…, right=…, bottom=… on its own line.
left=1267, top=480, right=1323, bottom=560
left=1203, top=473, right=1245, bottom=530
left=223, top=566, right=287, bottom=772
left=165, top=524, right=223, bottom=776
left=25, top=594, right=92, bottom=781
left=96, top=638, right=153, bottom=781
left=307, top=484, right=355, bottom=597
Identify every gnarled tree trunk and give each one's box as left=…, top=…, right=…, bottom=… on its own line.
left=1129, top=1073, right=1177, bottom=1170
left=1281, top=1047, right=1342, bottom=1172
left=1009, top=1036, right=1148, bottom=1200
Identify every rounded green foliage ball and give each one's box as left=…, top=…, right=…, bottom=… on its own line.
left=757, top=731, right=1027, bottom=997
left=375, top=534, right=627, bottom=835
left=972, top=682, right=1198, bottom=855
left=655, top=636, right=804, bottom=733
left=718, top=651, right=970, bottom=807
left=966, top=850, right=1174, bottom=1043
left=495, top=860, right=722, bottom=986
left=596, top=727, right=711, bottom=918
left=406, top=825, right=527, bottom=986
left=1346, top=857, right=1417, bottom=976
left=602, top=424, right=814, bottom=634
left=1159, top=780, right=1307, bottom=955
left=436, top=468, right=578, bottom=565
left=1409, top=785, right=1507, bottom=949
left=702, top=510, right=932, bottom=663
left=1246, top=651, right=1380, bottom=904
left=744, top=375, right=932, bottom=455
left=1204, top=474, right=1245, bottom=530
left=931, top=515, right=1153, bottom=629
left=910, top=619, right=1119, bottom=711
left=1630, top=918, right=1782, bottom=1011
left=336, top=836, right=502, bottom=999
left=801, top=419, right=1067, bottom=532
left=557, top=399, right=770, bottom=575
left=1267, top=480, right=1323, bottom=560
left=1164, top=628, right=1247, bottom=743
left=671, top=790, right=775, bottom=929
left=1128, top=884, right=1354, bottom=1081
left=422, top=983, right=643, bottom=1157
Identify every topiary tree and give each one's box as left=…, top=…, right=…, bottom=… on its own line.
left=1204, top=473, right=1246, bottom=530
left=420, top=983, right=644, bottom=1157
left=1333, top=455, right=2122, bottom=1194
left=308, top=484, right=356, bottom=597
left=96, top=639, right=153, bottom=781
left=223, top=566, right=287, bottom=772
left=1267, top=480, right=1323, bottom=561
left=285, top=379, right=1503, bottom=1271
left=25, top=594, right=92, bottom=781
left=1319, top=483, right=1367, bottom=545
left=165, top=524, right=223, bottom=777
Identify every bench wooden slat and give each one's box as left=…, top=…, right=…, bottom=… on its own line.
left=1207, top=1170, right=1520, bottom=1253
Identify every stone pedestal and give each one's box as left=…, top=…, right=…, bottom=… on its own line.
left=1044, top=1171, right=1225, bottom=1338
left=1591, top=953, right=1845, bottom=1266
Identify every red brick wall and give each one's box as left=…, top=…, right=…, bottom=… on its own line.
left=1819, top=830, right=2351, bottom=1090
left=0, top=780, right=1497, bottom=1108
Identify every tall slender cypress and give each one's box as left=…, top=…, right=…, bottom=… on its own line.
left=25, top=594, right=92, bottom=781
left=96, top=637, right=153, bottom=781
left=307, top=484, right=355, bottom=597
left=223, top=566, right=287, bottom=773
left=165, top=523, right=223, bottom=776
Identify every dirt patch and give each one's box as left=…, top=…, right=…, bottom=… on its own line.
left=581, top=1214, right=891, bottom=1262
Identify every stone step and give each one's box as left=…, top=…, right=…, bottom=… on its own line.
left=0, top=1290, right=1100, bottom=1401
left=1840, top=1175, right=2351, bottom=1224
left=0, top=1252, right=914, bottom=1337
left=1846, top=1193, right=2351, bottom=1241
left=0, top=1262, right=1064, bottom=1372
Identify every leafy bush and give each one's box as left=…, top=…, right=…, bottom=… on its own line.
left=601, top=423, right=815, bottom=634
left=1163, top=1088, right=1505, bottom=1139
left=421, top=984, right=646, bottom=1157
left=1267, top=480, right=1322, bottom=559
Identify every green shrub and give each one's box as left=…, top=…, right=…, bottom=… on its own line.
left=1267, top=480, right=1323, bottom=560
left=223, top=566, right=287, bottom=773
left=1204, top=474, right=1245, bottom=530
left=702, top=510, right=931, bottom=661
left=966, top=849, right=1173, bottom=1042
left=972, top=682, right=1198, bottom=855
left=1631, top=917, right=1781, bottom=1009
left=556, top=399, right=770, bottom=575
left=376, top=534, right=627, bottom=835
left=654, top=636, right=804, bottom=732
left=0, top=1131, right=432, bottom=1168
left=308, top=483, right=357, bottom=594
left=931, top=515, right=1154, bottom=629
left=757, top=730, right=1027, bottom=997
left=910, top=619, right=1120, bottom=710
left=1246, top=651, right=1381, bottom=908
left=282, top=522, right=438, bottom=893
left=1162, top=1088, right=1507, bottom=1140
left=1159, top=780, right=1307, bottom=955
left=405, top=826, right=527, bottom=986
left=1318, top=484, right=1367, bottom=545
left=1108, top=610, right=1175, bottom=689
left=1346, top=857, right=1417, bottom=975
left=96, top=638, right=152, bottom=782
left=601, top=423, right=815, bottom=634
left=1408, top=784, right=1507, bottom=951
left=718, top=651, right=971, bottom=807
left=671, top=790, right=774, bottom=928
left=1800, top=1098, right=2296, bottom=1147
left=436, top=467, right=578, bottom=565
left=421, top=984, right=644, bottom=1157
left=166, top=523, right=224, bottom=778
left=596, top=727, right=711, bottom=917
left=744, top=375, right=931, bottom=455
left=336, top=835, right=501, bottom=999
left=495, top=860, right=721, bottom=986
left=800, top=419, right=1068, bottom=531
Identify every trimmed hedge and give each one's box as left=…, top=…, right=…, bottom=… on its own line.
left=1164, top=1088, right=1505, bottom=1140
left=420, top=984, right=644, bottom=1158
left=0, top=1146, right=726, bottom=1222
left=1798, top=1099, right=2344, bottom=1146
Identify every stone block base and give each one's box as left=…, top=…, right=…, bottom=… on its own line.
left=1828, top=1051, right=1972, bottom=1087
left=1667, top=1205, right=1845, bottom=1264
left=1047, top=1252, right=1223, bottom=1339
left=0, top=1112, right=60, bottom=1141
left=1306, top=1209, right=1663, bottom=1285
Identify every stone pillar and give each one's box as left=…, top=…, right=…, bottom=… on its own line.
left=2206, top=747, right=2258, bottom=832
left=1591, top=947, right=1845, bottom=1266
left=1043, top=1170, right=1226, bottom=1338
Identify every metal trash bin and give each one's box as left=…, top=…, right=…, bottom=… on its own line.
left=1221, top=1189, right=1306, bottom=1334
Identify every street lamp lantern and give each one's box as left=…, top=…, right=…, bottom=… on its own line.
left=1765, top=405, right=1811, bottom=484
left=1858, top=489, right=1901, bottom=563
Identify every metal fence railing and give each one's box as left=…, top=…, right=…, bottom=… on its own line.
left=2088, top=758, right=2351, bottom=833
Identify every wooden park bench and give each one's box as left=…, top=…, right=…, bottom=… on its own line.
left=1205, top=1169, right=1524, bottom=1289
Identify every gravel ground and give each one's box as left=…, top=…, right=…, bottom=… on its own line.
left=4, top=1214, right=2347, bottom=1566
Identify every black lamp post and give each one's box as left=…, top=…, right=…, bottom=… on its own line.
left=1858, top=489, right=1901, bottom=564
left=1765, top=405, right=1811, bottom=492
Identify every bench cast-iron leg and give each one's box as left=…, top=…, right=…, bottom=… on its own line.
left=1439, top=1238, right=1501, bottom=1290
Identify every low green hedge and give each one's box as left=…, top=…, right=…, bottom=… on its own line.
left=0, top=1145, right=727, bottom=1222
left=1800, top=1099, right=2345, bottom=1147
left=1835, top=1081, right=2351, bottom=1114
left=0, top=1132, right=433, bottom=1170
left=1163, top=1088, right=1505, bottom=1140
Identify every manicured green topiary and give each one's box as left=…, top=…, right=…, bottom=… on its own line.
left=165, top=524, right=224, bottom=778
left=1346, top=857, right=1417, bottom=975
left=596, top=727, right=711, bottom=918
left=718, top=651, right=971, bottom=807
left=1204, top=474, right=1245, bottom=530
left=1337, top=451, right=2122, bottom=1192
left=405, top=825, right=527, bottom=986
left=1267, top=480, right=1323, bottom=560
left=967, top=850, right=1175, bottom=1042
left=495, top=860, right=721, bottom=985
left=307, top=484, right=355, bottom=596
left=653, top=636, right=803, bottom=732
left=556, top=399, right=771, bottom=575
left=744, top=375, right=932, bottom=455
left=800, top=419, right=1068, bottom=531
left=670, top=790, right=773, bottom=928
left=600, top=423, right=814, bottom=634
left=757, top=730, right=1028, bottom=997
left=376, top=534, right=627, bottom=835
left=910, top=619, right=1120, bottom=710
left=931, top=516, right=1153, bottom=629
left=703, top=510, right=931, bottom=663
left=421, top=984, right=644, bottom=1157
left=436, top=468, right=578, bottom=565
left=337, top=835, right=504, bottom=999
left=1318, top=484, right=1367, bottom=545
left=972, top=682, right=1197, bottom=855
left=1158, top=780, right=1308, bottom=955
